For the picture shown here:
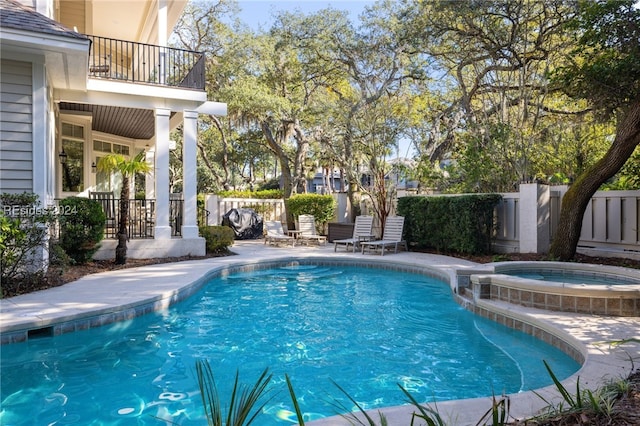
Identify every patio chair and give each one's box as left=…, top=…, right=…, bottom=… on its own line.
left=297, top=214, right=327, bottom=245
left=90, top=191, right=117, bottom=237
left=264, top=221, right=296, bottom=247
left=361, top=216, right=407, bottom=256
left=333, top=215, right=375, bottom=252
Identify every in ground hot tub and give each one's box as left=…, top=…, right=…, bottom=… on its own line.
left=470, top=262, right=640, bottom=316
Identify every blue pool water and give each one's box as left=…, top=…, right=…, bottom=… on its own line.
left=0, top=265, right=580, bottom=425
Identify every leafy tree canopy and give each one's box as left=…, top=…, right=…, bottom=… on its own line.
left=554, top=0, right=640, bottom=115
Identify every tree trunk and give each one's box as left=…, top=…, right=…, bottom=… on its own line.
left=115, top=176, right=130, bottom=265
left=550, top=100, right=640, bottom=260
left=293, top=124, right=309, bottom=194
left=261, top=121, right=293, bottom=196
left=261, top=121, right=296, bottom=227
left=209, top=114, right=230, bottom=188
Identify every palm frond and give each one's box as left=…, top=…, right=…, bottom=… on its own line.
left=398, top=385, right=446, bottom=426
left=330, top=379, right=386, bottom=425
left=196, top=359, right=223, bottom=426
left=195, top=360, right=273, bottom=426
left=285, top=374, right=307, bottom=426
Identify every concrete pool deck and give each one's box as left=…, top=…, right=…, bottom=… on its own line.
left=1, top=240, right=639, bottom=425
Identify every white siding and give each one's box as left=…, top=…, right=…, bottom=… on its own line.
left=0, top=60, right=33, bottom=193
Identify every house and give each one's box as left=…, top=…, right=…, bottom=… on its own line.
left=0, top=0, right=227, bottom=260
left=307, top=169, right=345, bottom=194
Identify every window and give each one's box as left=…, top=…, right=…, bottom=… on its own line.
left=94, top=140, right=130, bottom=156
left=113, top=143, right=130, bottom=156
left=62, top=122, right=84, bottom=139
left=61, top=123, right=84, bottom=192
left=93, top=140, right=130, bottom=194
left=95, top=155, right=110, bottom=192
left=93, top=140, right=111, bottom=153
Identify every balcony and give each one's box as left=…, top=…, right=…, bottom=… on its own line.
left=87, top=35, right=205, bottom=90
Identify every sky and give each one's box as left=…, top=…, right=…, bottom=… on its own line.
left=235, top=0, right=373, bottom=30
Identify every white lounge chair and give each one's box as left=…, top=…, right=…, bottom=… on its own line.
left=297, top=214, right=327, bottom=245
left=333, top=215, right=375, bottom=252
left=361, top=216, right=407, bottom=255
left=264, top=221, right=296, bottom=246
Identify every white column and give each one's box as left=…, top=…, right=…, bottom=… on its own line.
left=519, top=183, right=551, bottom=253
left=32, top=63, right=47, bottom=203
left=145, top=147, right=155, bottom=199
left=32, top=63, right=49, bottom=268
left=154, top=108, right=172, bottom=239
left=181, top=110, right=199, bottom=238
left=158, top=0, right=168, bottom=85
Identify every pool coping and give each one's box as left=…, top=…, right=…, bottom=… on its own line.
left=1, top=240, right=639, bottom=425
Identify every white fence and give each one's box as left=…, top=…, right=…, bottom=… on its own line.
left=205, top=196, right=287, bottom=224
left=494, top=184, right=640, bottom=259
left=205, top=187, right=640, bottom=259
left=204, top=193, right=350, bottom=229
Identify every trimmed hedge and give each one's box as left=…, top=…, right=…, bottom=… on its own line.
left=217, top=189, right=284, bottom=199
left=199, top=225, right=235, bottom=254
left=285, top=194, right=336, bottom=230
left=398, top=194, right=502, bottom=255
left=58, top=197, right=106, bottom=264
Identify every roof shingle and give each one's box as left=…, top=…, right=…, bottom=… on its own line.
left=0, top=0, right=88, bottom=40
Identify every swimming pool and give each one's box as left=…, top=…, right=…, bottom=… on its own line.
left=0, top=264, right=580, bottom=425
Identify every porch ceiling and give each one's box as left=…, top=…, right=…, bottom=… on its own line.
left=59, top=102, right=156, bottom=140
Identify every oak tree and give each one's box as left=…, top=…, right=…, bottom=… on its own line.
left=549, top=0, right=640, bottom=260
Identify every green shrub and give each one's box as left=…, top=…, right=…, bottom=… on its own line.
left=241, top=203, right=272, bottom=216
left=217, top=189, right=284, bottom=199
left=49, top=239, right=73, bottom=272
left=257, top=178, right=281, bottom=191
left=58, top=197, right=106, bottom=264
left=0, top=192, right=56, bottom=294
left=200, top=225, right=234, bottom=253
left=286, top=194, right=336, bottom=231
left=398, top=194, right=502, bottom=255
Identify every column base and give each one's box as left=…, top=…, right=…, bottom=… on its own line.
left=181, top=225, right=199, bottom=239
left=154, top=226, right=173, bottom=240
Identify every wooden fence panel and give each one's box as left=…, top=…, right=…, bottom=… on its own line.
left=494, top=187, right=640, bottom=256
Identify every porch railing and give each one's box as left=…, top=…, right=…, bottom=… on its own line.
left=51, top=199, right=187, bottom=240
left=87, top=35, right=205, bottom=90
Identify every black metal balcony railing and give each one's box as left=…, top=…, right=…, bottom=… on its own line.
left=87, top=35, right=205, bottom=90
left=51, top=199, right=210, bottom=241
left=51, top=199, right=172, bottom=240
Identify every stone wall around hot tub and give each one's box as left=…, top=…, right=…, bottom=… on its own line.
left=469, top=273, right=640, bottom=317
